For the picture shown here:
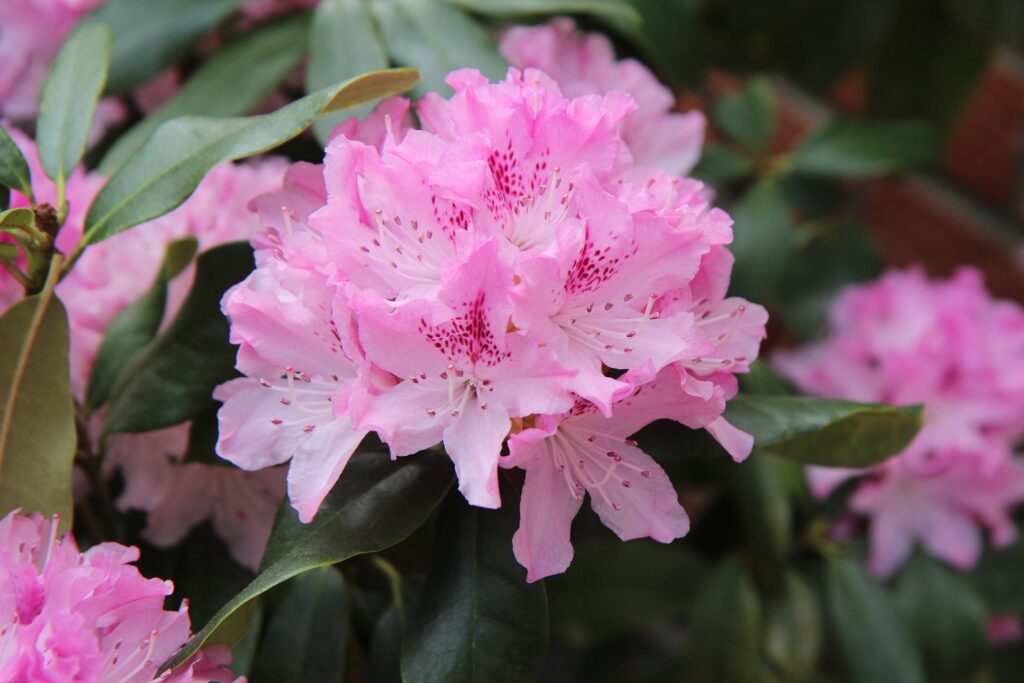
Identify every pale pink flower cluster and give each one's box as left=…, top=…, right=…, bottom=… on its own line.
left=500, top=18, right=706, bottom=177
left=775, top=268, right=1024, bottom=577
left=216, top=68, right=766, bottom=581
left=0, top=127, right=287, bottom=571
left=0, top=510, right=241, bottom=682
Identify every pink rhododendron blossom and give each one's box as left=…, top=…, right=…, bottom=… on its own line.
left=240, top=0, right=316, bottom=21
left=500, top=18, right=706, bottom=175
left=0, top=510, right=242, bottom=682
left=775, top=267, right=1024, bottom=577
left=988, top=615, right=1023, bottom=645
left=217, top=69, right=765, bottom=578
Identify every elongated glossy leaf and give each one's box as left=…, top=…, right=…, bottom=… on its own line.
left=402, top=485, right=547, bottom=683
left=448, top=0, right=640, bottom=23
left=0, top=275, right=75, bottom=528
left=37, top=23, right=112, bottom=190
left=894, top=554, right=989, bottom=683
left=102, top=242, right=251, bottom=435
left=763, top=571, right=822, bottom=681
left=688, top=561, right=764, bottom=683
left=307, top=0, right=389, bottom=144
left=251, top=567, right=350, bottom=683
left=789, top=120, right=938, bottom=178
left=729, top=179, right=793, bottom=300
left=733, top=453, right=791, bottom=591
left=86, top=237, right=197, bottom=409
left=713, top=77, right=776, bottom=152
left=547, top=539, right=705, bottom=645
left=101, top=15, right=311, bottom=173
left=825, top=556, right=924, bottom=683
left=87, top=0, right=244, bottom=93
left=0, top=127, right=32, bottom=198
left=726, top=395, right=923, bottom=468
left=163, top=451, right=452, bottom=670
left=371, top=0, right=506, bottom=96
left=84, top=67, right=419, bottom=244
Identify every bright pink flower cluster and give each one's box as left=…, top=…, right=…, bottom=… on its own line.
left=499, top=18, right=706, bottom=176
left=0, top=510, right=240, bottom=682
left=0, top=127, right=287, bottom=572
left=775, top=268, right=1024, bottom=577
left=217, top=68, right=766, bottom=580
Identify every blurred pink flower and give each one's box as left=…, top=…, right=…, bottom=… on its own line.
left=775, top=267, right=1024, bottom=576
left=500, top=18, right=706, bottom=176
left=988, top=615, right=1023, bottom=645
left=0, top=510, right=242, bottom=682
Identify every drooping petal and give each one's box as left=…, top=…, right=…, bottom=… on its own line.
left=442, top=398, right=510, bottom=508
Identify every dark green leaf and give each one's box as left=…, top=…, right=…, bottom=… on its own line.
left=86, top=0, right=244, bottom=93
left=0, top=272, right=75, bottom=529
left=370, top=0, right=506, bottom=97
left=307, top=0, right=389, bottom=144
left=825, top=555, right=924, bottom=683
left=713, top=77, right=776, bottom=152
left=402, top=484, right=547, bottom=683
left=894, top=553, right=990, bottom=683
left=789, top=120, right=938, bottom=178
left=763, top=571, right=822, bottom=681
left=867, top=0, right=991, bottom=134
left=691, top=145, right=756, bottom=186
left=84, top=67, right=419, bottom=244
left=946, top=0, right=1024, bottom=45
left=183, top=403, right=225, bottom=466
left=36, top=23, right=112, bottom=192
left=547, top=539, right=705, bottom=645
left=733, top=453, right=791, bottom=591
left=163, top=450, right=452, bottom=671
left=86, top=237, right=197, bottom=409
left=251, top=567, right=350, bottom=683
left=101, top=15, right=311, bottom=173
left=102, top=242, right=251, bottom=435
left=777, top=222, right=882, bottom=341
left=0, top=126, right=33, bottom=199
left=737, top=360, right=794, bottom=396
left=726, top=395, right=923, bottom=468
left=448, top=0, right=641, bottom=24
left=971, top=538, right=1024, bottom=614
left=370, top=605, right=404, bottom=683
left=688, top=561, right=764, bottom=683
left=728, top=179, right=794, bottom=301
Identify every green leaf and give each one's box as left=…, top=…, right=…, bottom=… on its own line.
left=84, top=67, right=419, bottom=244
left=547, top=539, right=705, bottom=646
left=86, top=237, right=197, bottom=410
left=370, top=0, right=506, bottom=97
left=789, top=120, right=938, bottom=178
left=448, top=0, right=641, bottom=23
left=763, top=571, right=822, bottom=681
left=0, top=208, right=35, bottom=232
left=163, top=450, right=452, bottom=671
left=86, top=0, right=244, bottom=93
left=36, top=23, right=112, bottom=192
left=728, top=179, right=794, bottom=301
left=102, top=242, right=250, bottom=435
left=971, top=538, right=1024, bottom=614
left=101, top=14, right=311, bottom=173
left=0, top=126, right=33, bottom=199
left=307, top=0, right=389, bottom=144
left=726, top=395, right=923, bottom=468
left=691, top=145, right=756, bottom=186
left=600, top=0, right=702, bottom=87
left=894, top=553, right=990, bottom=683
left=688, top=561, right=764, bottom=683
left=0, top=267, right=75, bottom=529
left=713, top=77, right=776, bottom=152
left=733, top=453, right=791, bottom=591
left=251, top=567, right=350, bottom=683
left=867, top=0, right=991, bottom=134
left=825, top=555, right=924, bottom=683
left=183, top=403, right=225, bottom=466
left=402, top=484, right=548, bottom=683
left=777, top=223, right=882, bottom=341
left=370, top=605, right=404, bottom=683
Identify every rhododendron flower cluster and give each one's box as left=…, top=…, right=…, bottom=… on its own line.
left=216, top=68, right=766, bottom=580
left=775, top=268, right=1024, bottom=577
left=0, top=126, right=287, bottom=571
left=499, top=18, right=706, bottom=176
left=0, top=510, right=240, bottom=682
